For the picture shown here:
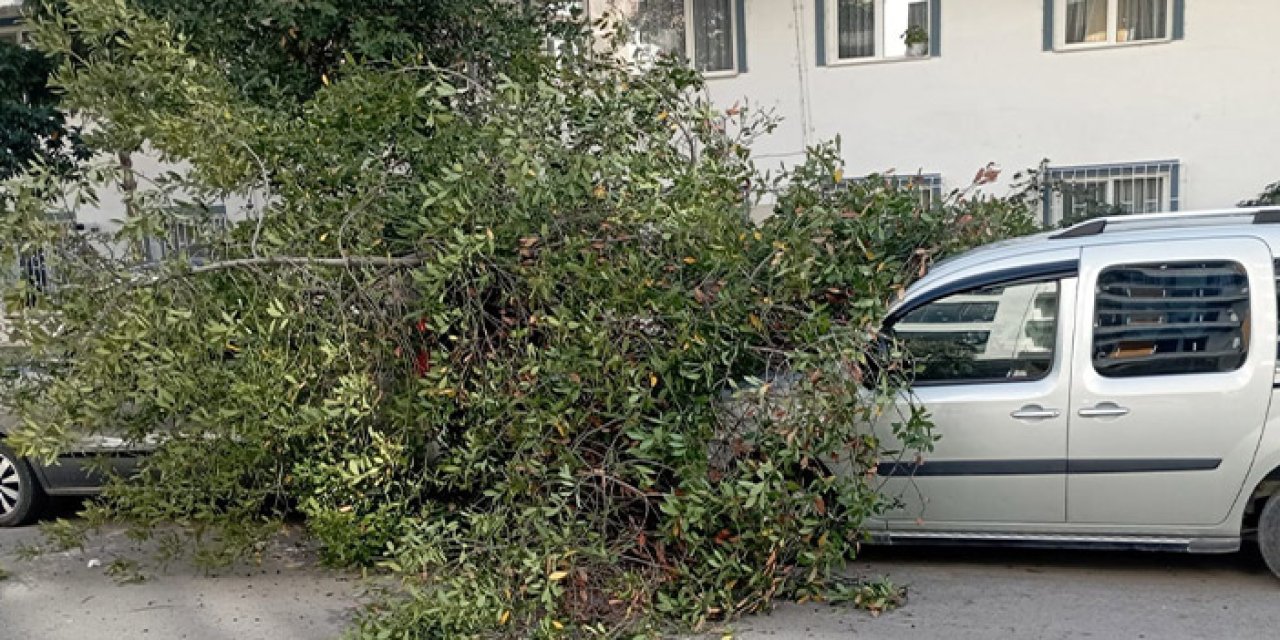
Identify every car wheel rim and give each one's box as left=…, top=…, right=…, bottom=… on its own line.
left=0, top=453, right=21, bottom=517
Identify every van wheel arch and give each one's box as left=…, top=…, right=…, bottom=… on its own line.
left=1243, top=467, right=1280, bottom=534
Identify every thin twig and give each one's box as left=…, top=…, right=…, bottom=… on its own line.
left=239, top=142, right=273, bottom=259
left=395, top=64, right=494, bottom=98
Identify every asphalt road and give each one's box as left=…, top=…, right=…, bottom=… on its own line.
left=0, top=502, right=360, bottom=640
left=741, top=545, right=1280, bottom=640
left=3, top=508, right=1279, bottom=640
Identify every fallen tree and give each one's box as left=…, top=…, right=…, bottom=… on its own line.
left=1, top=2, right=1035, bottom=636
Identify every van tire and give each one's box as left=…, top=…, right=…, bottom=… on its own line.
left=1261, top=494, right=1280, bottom=581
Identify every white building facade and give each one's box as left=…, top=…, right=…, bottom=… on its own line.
left=2, top=2, right=237, bottom=239
left=591, top=0, right=1280, bottom=225
left=7, top=0, right=1280, bottom=230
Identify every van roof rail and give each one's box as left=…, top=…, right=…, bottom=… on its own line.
left=1049, top=208, right=1280, bottom=240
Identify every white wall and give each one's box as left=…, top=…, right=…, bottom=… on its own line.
left=28, top=1, right=1280, bottom=228
left=1, top=7, right=251, bottom=233
left=705, top=0, right=1280, bottom=217
left=56, top=148, right=254, bottom=235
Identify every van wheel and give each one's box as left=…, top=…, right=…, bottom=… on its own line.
left=1262, top=494, right=1280, bottom=581
left=0, top=441, right=43, bottom=527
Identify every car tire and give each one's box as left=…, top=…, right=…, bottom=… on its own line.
left=0, top=441, right=43, bottom=527
left=1261, top=494, right=1280, bottom=581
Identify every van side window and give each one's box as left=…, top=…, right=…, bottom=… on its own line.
left=891, top=280, right=1059, bottom=384
left=1093, top=261, right=1249, bottom=378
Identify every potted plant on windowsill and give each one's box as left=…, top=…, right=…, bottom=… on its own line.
left=903, top=25, right=929, bottom=57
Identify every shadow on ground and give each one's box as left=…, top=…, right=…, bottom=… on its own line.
left=853, top=540, right=1272, bottom=577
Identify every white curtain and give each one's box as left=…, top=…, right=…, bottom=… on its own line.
left=1118, top=0, right=1167, bottom=41
left=838, top=0, right=876, bottom=59
left=907, top=1, right=928, bottom=33
left=1065, top=0, right=1107, bottom=44
left=632, top=0, right=686, bottom=59
left=692, top=0, right=734, bottom=71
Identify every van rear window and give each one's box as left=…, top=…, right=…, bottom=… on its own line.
left=1093, top=261, right=1249, bottom=378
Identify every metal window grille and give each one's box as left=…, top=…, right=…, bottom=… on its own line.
left=1043, top=160, right=1180, bottom=226
left=9, top=210, right=76, bottom=308
left=143, top=205, right=229, bottom=263
left=16, top=250, right=49, bottom=307
left=893, top=173, right=943, bottom=208
left=844, top=172, right=943, bottom=208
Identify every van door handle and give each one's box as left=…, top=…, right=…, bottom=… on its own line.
left=1010, top=405, right=1061, bottom=420
left=1078, top=403, right=1130, bottom=418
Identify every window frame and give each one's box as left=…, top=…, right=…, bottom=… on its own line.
left=143, top=204, right=229, bottom=264
left=1090, top=260, right=1252, bottom=379
left=841, top=172, right=944, bottom=209
left=685, top=0, right=740, bottom=76
left=1053, top=0, right=1174, bottom=51
left=593, top=0, right=742, bottom=77
left=0, top=29, right=24, bottom=46
left=885, top=265, right=1074, bottom=387
left=896, top=172, right=943, bottom=208
left=10, top=210, right=77, bottom=308
left=1273, top=258, right=1280, bottom=375
left=825, top=0, right=935, bottom=66
left=1057, top=176, right=1167, bottom=216
left=1042, top=160, right=1180, bottom=226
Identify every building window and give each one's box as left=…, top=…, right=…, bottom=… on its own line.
left=1054, top=0, right=1176, bottom=49
left=11, top=211, right=76, bottom=308
left=0, top=30, right=27, bottom=46
left=595, top=0, right=741, bottom=74
left=889, top=279, right=1059, bottom=384
left=894, top=172, right=943, bottom=208
left=844, top=172, right=943, bottom=208
left=144, top=205, right=228, bottom=263
left=829, top=0, right=933, bottom=62
left=1042, top=160, right=1179, bottom=226
left=1093, top=261, right=1249, bottom=378
left=17, top=249, right=49, bottom=308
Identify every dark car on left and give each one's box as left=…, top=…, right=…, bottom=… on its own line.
left=0, top=364, right=145, bottom=526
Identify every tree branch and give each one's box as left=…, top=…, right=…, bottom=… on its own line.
left=187, top=255, right=425, bottom=275
left=239, top=142, right=273, bottom=259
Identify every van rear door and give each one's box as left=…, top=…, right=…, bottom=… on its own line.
left=1067, top=237, right=1275, bottom=526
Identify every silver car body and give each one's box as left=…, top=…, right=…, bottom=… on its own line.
left=866, top=208, right=1280, bottom=553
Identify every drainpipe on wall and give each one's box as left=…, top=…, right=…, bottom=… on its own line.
left=790, top=0, right=813, bottom=151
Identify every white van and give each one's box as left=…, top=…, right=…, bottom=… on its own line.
left=868, top=208, right=1280, bottom=580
